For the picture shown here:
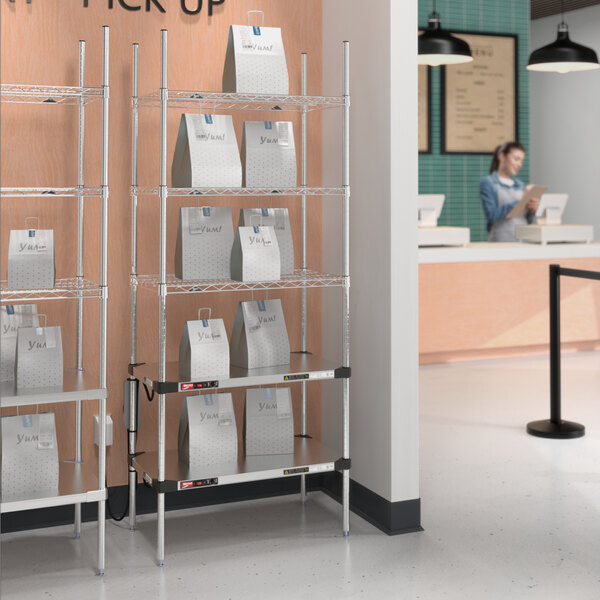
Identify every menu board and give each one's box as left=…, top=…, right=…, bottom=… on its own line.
left=418, top=64, right=431, bottom=154
left=442, top=33, right=517, bottom=154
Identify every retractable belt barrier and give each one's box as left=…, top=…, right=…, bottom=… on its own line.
left=527, top=264, right=600, bottom=439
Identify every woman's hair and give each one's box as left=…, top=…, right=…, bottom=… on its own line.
left=489, top=141, right=525, bottom=174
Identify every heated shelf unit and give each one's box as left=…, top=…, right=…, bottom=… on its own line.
left=127, top=30, right=350, bottom=566
left=0, top=27, right=109, bottom=575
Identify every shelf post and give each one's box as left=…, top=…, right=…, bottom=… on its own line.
left=300, top=51, right=308, bottom=504
left=74, top=37, right=86, bottom=541
left=96, top=24, right=110, bottom=577
left=342, top=40, right=350, bottom=537
left=157, top=28, right=169, bottom=568
left=128, top=42, right=140, bottom=533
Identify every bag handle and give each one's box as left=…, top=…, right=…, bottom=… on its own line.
left=247, top=10, right=264, bottom=26
left=198, top=307, right=211, bottom=321
left=25, top=217, right=39, bottom=231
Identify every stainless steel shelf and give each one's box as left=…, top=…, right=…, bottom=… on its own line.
left=132, top=270, right=345, bottom=295
left=0, top=369, right=106, bottom=408
left=0, top=187, right=102, bottom=198
left=133, top=186, right=345, bottom=197
left=0, top=278, right=102, bottom=302
left=134, top=90, right=346, bottom=112
left=0, top=84, right=104, bottom=106
left=133, top=353, right=344, bottom=394
left=133, top=438, right=340, bottom=491
left=0, top=461, right=105, bottom=514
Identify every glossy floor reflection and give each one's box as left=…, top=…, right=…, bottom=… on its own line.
left=2, top=351, right=600, bottom=599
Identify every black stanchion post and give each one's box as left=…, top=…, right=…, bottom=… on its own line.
left=550, top=263, right=561, bottom=424
left=527, top=264, right=585, bottom=439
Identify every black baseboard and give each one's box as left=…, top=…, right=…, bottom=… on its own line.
left=2, top=473, right=422, bottom=536
left=321, top=472, right=423, bottom=535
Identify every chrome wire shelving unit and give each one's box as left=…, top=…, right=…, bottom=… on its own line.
left=127, top=30, right=351, bottom=566
left=0, top=28, right=110, bottom=576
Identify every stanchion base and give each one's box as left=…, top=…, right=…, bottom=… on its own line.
left=527, top=419, right=585, bottom=439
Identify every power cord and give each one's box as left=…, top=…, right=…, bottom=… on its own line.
left=106, top=425, right=138, bottom=522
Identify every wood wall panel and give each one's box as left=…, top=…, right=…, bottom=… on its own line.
left=1, top=0, right=325, bottom=486
left=419, top=257, right=600, bottom=363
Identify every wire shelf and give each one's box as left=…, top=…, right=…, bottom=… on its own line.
left=134, top=90, right=346, bottom=112
left=133, top=270, right=345, bottom=294
left=0, top=187, right=102, bottom=198
left=1, top=84, right=104, bottom=105
left=133, top=186, right=345, bottom=197
left=0, top=278, right=102, bottom=302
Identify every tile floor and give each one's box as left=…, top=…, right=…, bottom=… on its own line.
left=2, top=351, right=600, bottom=599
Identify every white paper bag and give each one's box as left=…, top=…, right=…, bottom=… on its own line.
left=239, top=208, right=294, bottom=275
left=222, top=24, right=289, bottom=94
left=1, top=304, right=38, bottom=383
left=230, top=225, right=281, bottom=282
left=15, top=325, right=63, bottom=389
left=7, top=226, right=55, bottom=290
left=244, top=387, right=294, bottom=456
left=230, top=299, right=290, bottom=369
left=241, top=121, right=297, bottom=188
left=179, top=316, right=230, bottom=381
left=178, top=393, right=238, bottom=466
left=171, top=114, right=242, bottom=188
left=1, top=413, right=59, bottom=500
left=175, top=206, right=235, bottom=280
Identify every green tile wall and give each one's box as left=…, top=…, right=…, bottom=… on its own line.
left=418, top=0, right=530, bottom=241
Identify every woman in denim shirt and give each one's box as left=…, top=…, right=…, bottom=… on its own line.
left=480, top=141, right=540, bottom=242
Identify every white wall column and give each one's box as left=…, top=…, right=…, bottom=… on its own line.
left=321, top=0, right=420, bottom=530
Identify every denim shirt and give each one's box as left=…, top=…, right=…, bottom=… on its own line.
left=480, top=171, right=534, bottom=241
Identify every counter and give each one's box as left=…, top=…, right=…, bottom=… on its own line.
left=419, top=242, right=600, bottom=363
left=419, top=241, right=600, bottom=264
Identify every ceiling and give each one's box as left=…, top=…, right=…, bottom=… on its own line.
left=531, top=0, right=600, bottom=19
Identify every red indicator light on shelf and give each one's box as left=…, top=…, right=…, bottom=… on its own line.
left=181, top=383, right=194, bottom=391
left=180, top=481, right=193, bottom=489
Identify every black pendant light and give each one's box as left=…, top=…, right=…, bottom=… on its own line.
left=527, top=0, right=599, bottom=73
left=418, top=1, right=473, bottom=67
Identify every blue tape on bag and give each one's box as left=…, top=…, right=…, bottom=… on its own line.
left=202, top=320, right=209, bottom=327
left=202, top=207, right=211, bottom=217
left=6, top=305, right=15, bottom=315
left=204, top=395, right=214, bottom=406
left=264, top=388, right=274, bottom=400
left=23, top=415, right=33, bottom=427
left=28, top=230, right=36, bottom=238
left=253, top=225, right=260, bottom=234
left=264, top=121, right=273, bottom=130
left=253, top=26, right=261, bottom=35
left=204, top=114, right=213, bottom=124
left=257, top=300, right=266, bottom=312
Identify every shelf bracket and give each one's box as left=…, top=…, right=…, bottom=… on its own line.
left=334, top=457, right=351, bottom=471
left=334, top=366, right=351, bottom=379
